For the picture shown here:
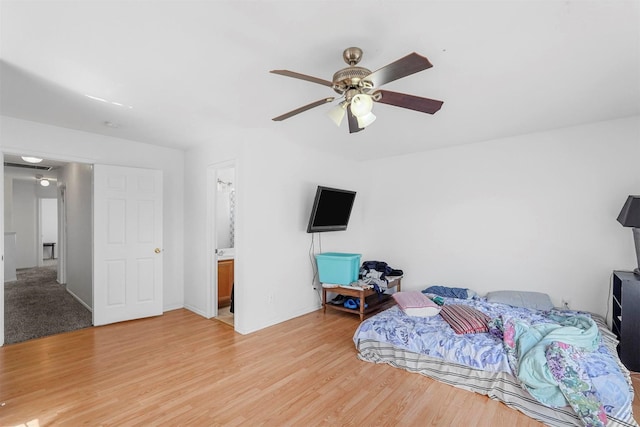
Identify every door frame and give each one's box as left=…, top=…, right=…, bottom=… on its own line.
left=57, top=184, right=67, bottom=285
left=206, top=159, right=236, bottom=320
left=36, top=199, right=43, bottom=267
left=1, top=153, right=4, bottom=345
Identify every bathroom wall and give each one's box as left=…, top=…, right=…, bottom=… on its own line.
left=216, top=167, right=235, bottom=250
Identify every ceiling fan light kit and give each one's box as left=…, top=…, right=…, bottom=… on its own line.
left=327, top=102, right=347, bottom=127
left=270, top=47, right=443, bottom=133
left=350, top=94, right=376, bottom=128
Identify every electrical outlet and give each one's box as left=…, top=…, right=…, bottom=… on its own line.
left=267, top=292, right=274, bottom=304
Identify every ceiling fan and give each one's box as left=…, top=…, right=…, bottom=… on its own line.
left=270, top=47, right=444, bottom=133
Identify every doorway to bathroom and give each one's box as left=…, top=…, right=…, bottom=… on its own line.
left=211, top=162, right=236, bottom=327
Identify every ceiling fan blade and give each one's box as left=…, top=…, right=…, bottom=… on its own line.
left=272, top=97, right=335, bottom=121
left=374, top=90, right=443, bottom=114
left=270, top=70, right=334, bottom=87
left=346, top=104, right=364, bottom=133
left=364, top=52, right=433, bottom=88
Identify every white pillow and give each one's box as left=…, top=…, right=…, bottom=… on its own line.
left=485, top=290, right=554, bottom=311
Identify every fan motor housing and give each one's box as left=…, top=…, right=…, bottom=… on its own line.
left=332, top=66, right=372, bottom=94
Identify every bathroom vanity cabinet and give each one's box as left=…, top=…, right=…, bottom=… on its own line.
left=217, top=259, right=234, bottom=308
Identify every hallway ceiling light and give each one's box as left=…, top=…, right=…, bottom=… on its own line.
left=22, top=156, right=43, bottom=164
left=36, top=174, right=50, bottom=187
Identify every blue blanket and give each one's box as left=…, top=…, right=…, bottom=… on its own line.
left=422, top=285, right=469, bottom=299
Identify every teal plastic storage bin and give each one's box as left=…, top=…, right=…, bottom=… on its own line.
left=315, top=252, right=361, bottom=285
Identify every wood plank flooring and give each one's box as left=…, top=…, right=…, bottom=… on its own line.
left=0, top=308, right=638, bottom=426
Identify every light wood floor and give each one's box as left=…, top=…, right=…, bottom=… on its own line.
left=216, top=305, right=234, bottom=327
left=1, top=308, right=638, bottom=426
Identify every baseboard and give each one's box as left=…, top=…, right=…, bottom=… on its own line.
left=163, top=303, right=184, bottom=312
left=239, top=303, right=321, bottom=335
left=184, top=303, right=208, bottom=318
left=183, top=303, right=322, bottom=335
left=66, top=287, right=92, bottom=312
left=59, top=294, right=184, bottom=316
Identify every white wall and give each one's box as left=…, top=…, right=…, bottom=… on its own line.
left=4, top=113, right=636, bottom=336
left=183, top=127, right=239, bottom=322
left=183, top=127, right=365, bottom=334
left=215, top=167, right=234, bottom=249
left=4, top=177, right=13, bottom=231
left=184, top=118, right=639, bottom=334
left=12, top=179, right=37, bottom=268
left=362, top=116, right=640, bottom=317
left=0, top=115, right=185, bottom=311
left=36, top=178, right=57, bottom=199
left=4, top=169, right=59, bottom=267
left=41, top=198, right=57, bottom=246
left=58, top=163, right=93, bottom=306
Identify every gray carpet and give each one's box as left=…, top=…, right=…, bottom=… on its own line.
left=4, top=266, right=93, bottom=345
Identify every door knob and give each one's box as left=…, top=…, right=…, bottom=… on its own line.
left=154, top=248, right=161, bottom=254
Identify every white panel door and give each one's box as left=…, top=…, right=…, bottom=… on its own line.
left=93, top=164, right=163, bottom=326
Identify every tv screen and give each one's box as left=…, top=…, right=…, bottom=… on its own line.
left=307, top=186, right=356, bottom=233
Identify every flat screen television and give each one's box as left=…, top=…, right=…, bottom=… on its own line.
left=307, top=186, right=356, bottom=233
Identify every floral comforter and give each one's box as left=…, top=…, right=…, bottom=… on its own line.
left=501, top=313, right=608, bottom=426
left=353, top=298, right=634, bottom=424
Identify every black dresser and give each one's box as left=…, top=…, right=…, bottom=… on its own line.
left=612, top=270, right=640, bottom=372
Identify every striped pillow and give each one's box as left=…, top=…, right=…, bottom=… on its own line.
left=439, top=304, right=490, bottom=334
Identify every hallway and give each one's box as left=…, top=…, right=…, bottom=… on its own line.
left=4, top=264, right=92, bottom=344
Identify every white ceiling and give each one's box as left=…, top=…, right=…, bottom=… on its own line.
left=1, top=1, right=638, bottom=161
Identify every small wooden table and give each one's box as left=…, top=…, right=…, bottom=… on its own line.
left=322, top=276, right=402, bottom=321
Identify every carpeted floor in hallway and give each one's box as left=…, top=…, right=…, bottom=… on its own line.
left=4, top=266, right=92, bottom=345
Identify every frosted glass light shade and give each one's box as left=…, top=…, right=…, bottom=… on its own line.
left=327, top=104, right=346, bottom=127
left=350, top=94, right=373, bottom=117
left=356, top=112, right=376, bottom=128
